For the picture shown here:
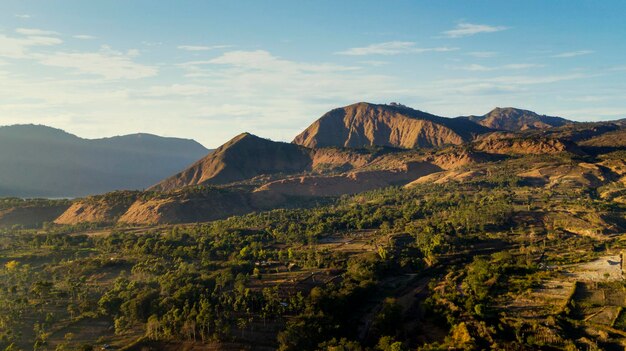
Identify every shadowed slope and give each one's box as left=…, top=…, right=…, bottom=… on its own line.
left=150, top=133, right=312, bottom=192
left=0, top=125, right=209, bottom=197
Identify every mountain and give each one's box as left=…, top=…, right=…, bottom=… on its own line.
left=37, top=102, right=626, bottom=225
left=54, top=191, right=139, bottom=225
left=292, top=102, right=491, bottom=149
left=56, top=147, right=492, bottom=225
left=579, top=129, right=626, bottom=149
left=473, top=134, right=582, bottom=155
left=463, top=107, right=573, bottom=131
left=150, top=133, right=312, bottom=192
left=0, top=124, right=209, bottom=197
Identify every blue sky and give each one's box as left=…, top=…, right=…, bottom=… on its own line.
left=1, top=1, right=625, bottom=147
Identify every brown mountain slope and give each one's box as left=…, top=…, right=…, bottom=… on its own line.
left=151, top=133, right=312, bottom=192
left=309, top=148, right=373, bottom=172
left=518, top=162, right=608, bottom=188
left=253, top=148, right=489, bottom=197
left=253, top=161, right=442, bottom=197
left=473, top=134, right=582, bottom=155
left=54, top=147, right=494, bottom=225
left=53, top=187, right=275, bottom=226
left=118, top=189, right=256, bottom=225
left=293, top=102, right=491, bottom=149
left=464, top=107, right=572, bottom=131
left=54, top=191, right=138, bottom=225
left=578, top=129, right=626, bottom=148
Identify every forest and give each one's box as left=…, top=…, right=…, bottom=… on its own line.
left=2, top=160, right=625, bottom=350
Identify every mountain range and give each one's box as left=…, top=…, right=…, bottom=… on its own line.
left=0, top=124, right=209, bottom=197
left=2, top=102, right=625, bottom=228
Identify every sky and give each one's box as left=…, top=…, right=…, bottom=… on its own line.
left=0, top=0, right=625, bottom=148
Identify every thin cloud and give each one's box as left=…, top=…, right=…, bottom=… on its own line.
left=173, top=49, right=402, bottom=142
left=467, top=51, right=497, bottom=58
left=503, top=64, right=542, bottom=69
left=35, top=46, right=158, bottom=80
left=552, top=50, right=594, bottom=58
left=141, top=41, right=163, bottom=47
left=177, top=45, right=232, bottom=51
left=73, top=35, right=96, bottom=40
left=336, top=41, right=457, bottom=56
left=440, top=73, right=590, bottom=92
left=183, top=50, right=359, bottom=74
left=458, top=64, right=492, bottom=72
left=555, top=107, right=626, bottom=119
left=141, top=84, right=211, bottom=97
left=14, top=14, right=31, bottom=19
left=359, top=60, right=389, bottom=66
left=16, top=28, right=60, bottom=36
left=443, top=23, right=508, bottom=38
left=0, top=33, right=63, bottom=58
left=454, top=63, right=543, bottom=72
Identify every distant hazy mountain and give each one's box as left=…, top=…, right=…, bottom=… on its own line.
left=0, top=124, right=209, bottom=197
left=462, top=107, right=573, bottom=131
left=292, top=102, right=492, bottom=149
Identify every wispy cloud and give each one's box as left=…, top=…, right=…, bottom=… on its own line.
left=16, top=28, right=60, bottom=36
left=141, top=41, right=162, bottom=47
left=486, top=73, right=589, bottom=85
left=173, top=49, right=402, bottom=141
left=455, top=63, right=544, bottom=72
left=177, top=45, right=232, bottom=51
left=552, top=50, right=594, bottom=58
left=336, top=41, right=457, bottom=56
left=183, top=50, right=359, bottom=74
left=73, top=34, right=96, bottom=40
left=438, top=73, right=590, bottom=95
left=459, top=64, right=493, bottom=72
left=14, top=14, right=31, bottom=19
left=359, top=60, right=389, bottom=67
left=467, top=51, right=497, bottom=58
left=0, top=33, right=63, bottom=58
left=505, top=63, right=543, bottom=70
left=35, top=46, right=158, bottom=80
left=443, top=23, right=508, bottom=38
left=141, top=84, right=211, bottom=97
left=554, top=107, right=626, bottom=120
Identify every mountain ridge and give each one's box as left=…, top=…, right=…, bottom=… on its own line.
left=462, top=107, right=573, bottom=131
left=292, top=102, right=492, bottom=149
left=0, top=124, right=209, bottom=197
left=150, top=132, right=312, bottom=192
